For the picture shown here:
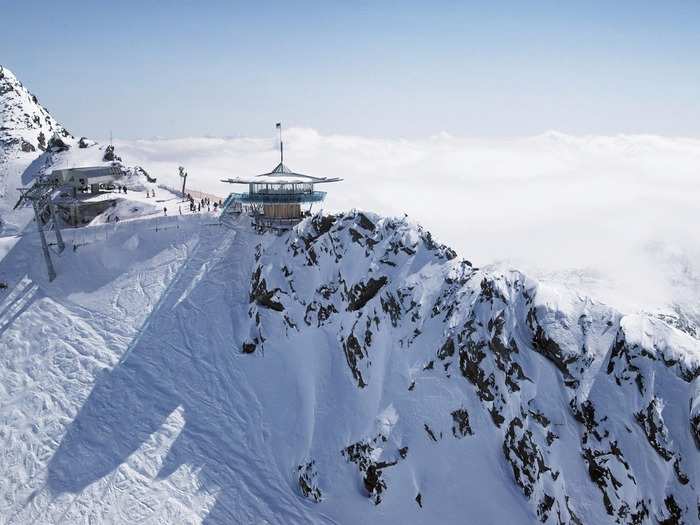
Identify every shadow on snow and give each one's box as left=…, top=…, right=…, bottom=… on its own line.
left=44, top=226, right=314, bottom=523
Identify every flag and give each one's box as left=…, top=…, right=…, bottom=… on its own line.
left=276, top=122, right=281, bottom=129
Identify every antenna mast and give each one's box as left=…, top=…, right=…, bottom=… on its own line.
left=276, top=122, right=283, bottom=164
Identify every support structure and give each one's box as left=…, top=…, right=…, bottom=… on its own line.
left=179, top=166, right=188, bottom=198
left=32, top=201, right=56, bottom=281
left=15, top=180, right=65, bottom=281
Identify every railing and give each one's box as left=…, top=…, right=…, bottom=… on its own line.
left=227, top=191, right=326, bottom=204
left=158, top=184, right=225, bottom=204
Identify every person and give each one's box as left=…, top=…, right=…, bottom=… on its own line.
left=124, top=186, right=128, bottom=194
left=207, top=204, right=210, bottom=212
left=179, top=205, right=182, bottom=215
left=197, top=203, right=201, bottom=212
left=115, top=216, right=120, bottom=222
left=163, top=206, right=167, bottom=216
left=146, top=191, right=149, bottom=198
left=152, top=189, right=156, bottom=198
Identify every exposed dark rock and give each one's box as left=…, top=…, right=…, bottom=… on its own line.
left=380, top=292, right=401, bottom=326
left=102, top=144, right=121, bottom=162
left=342, top=437, right=403, bottom=505
left=528, top=308, right=578, bottom=387
left=357, top=212, right=376, bottom=231
left=311, top=214, right=336, bottom=237
left=691, top=414, right=700, bottom=450
left=20, top=138, right=35, bottom=152
left=571, top=400, right=603, bottom=442
left=459, top=340, right=496, bottom=402
left=673, top=456, right=689, bottom=485
left=297, top=461, right=322, bottom=502
left=659, top=494, right=682, bottom=525
left=606, top=333, right=646, bottom=395
left=342, top=333, right=367, bottom=388
left=424, top=423, right=438, bottom=442
left=635, top=398, right=673, bottom=461
left=528, top=408, right=550, bottom=428
left=250, top=266, right=284, bottom=311
left=437, top=338, right=455, bottom=360
left=415, top=492, right=422, bottom=508
left=241, top=342, right=256, bottom=354
left=47, top=134, right=69, bottom=152
left=503, top=417, right=550, bottom=499
left=480, top=277, right=505, bottom=303
left=348, top=276, right=388, bottom=311
left=451, top=408, right=473, bottom=437
left=536, top=494, right=555, bottom=522
left=304, top=301, right=338, bottom=327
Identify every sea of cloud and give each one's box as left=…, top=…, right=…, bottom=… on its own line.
left=115, top=129, right=700, bottom=314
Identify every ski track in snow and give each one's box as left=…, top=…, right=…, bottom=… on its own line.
left=0, top=216, right=332, bottom=524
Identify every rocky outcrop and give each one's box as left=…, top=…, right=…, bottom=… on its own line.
left=297, top=461, right=322, bottom=502
left=342, top=435, right=404, bottom=505
left=0, top=65, right=71, bottom=157
left=102, top=144, right=121, bottom=162
left=241, top=211, right=700, bottom=523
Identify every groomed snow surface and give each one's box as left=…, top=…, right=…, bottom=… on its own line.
left=0, top=210, right=698, bottom=524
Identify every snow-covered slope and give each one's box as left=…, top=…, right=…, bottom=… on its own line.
left=0, top=65, right=69, bottom=230
left=0, top=66, right=69, bottom=156
left=0, top=65, right=146, bottom=233
left=0, top=211, right=698, bottom=524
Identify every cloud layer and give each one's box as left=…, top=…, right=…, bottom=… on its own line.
left=116, top=129, right=700, bottom=312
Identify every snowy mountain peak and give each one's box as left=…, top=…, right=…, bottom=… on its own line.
left=0, top=65, right=71, bottom=155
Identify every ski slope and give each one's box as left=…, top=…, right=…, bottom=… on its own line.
left=0, top=211, right=698, bottom=524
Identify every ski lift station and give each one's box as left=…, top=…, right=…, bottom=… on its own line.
left=49, top=165, right=123, bottom=194
left=220, top=124, right=342, bottom=230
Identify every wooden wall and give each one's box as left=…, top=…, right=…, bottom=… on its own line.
left=263, top=203, right=302, bottom=218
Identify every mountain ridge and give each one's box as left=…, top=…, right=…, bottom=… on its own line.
left=0, top=68, right=698, bottom=524
left=0, top=209, right=696, bottom=523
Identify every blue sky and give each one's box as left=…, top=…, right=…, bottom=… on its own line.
left=2, top=0, right=699, bottom=139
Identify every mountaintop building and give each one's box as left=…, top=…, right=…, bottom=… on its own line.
left=220, top=124, right=342, bottom=230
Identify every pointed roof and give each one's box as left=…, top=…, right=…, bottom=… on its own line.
left=222, top=162, right=342, bottom=185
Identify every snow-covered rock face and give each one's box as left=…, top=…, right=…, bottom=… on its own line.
left=242, top=211, right=700, bottom=523
left=0, top=65, right=70, bottom=158
left=0, top=211, right=699, bottom=523
left=0, top=66, right=155, bottom=233
left=0, top=65, right=74, bottom=231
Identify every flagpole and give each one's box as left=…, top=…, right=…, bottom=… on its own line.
left=278, top=123, right=283, bottom=164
